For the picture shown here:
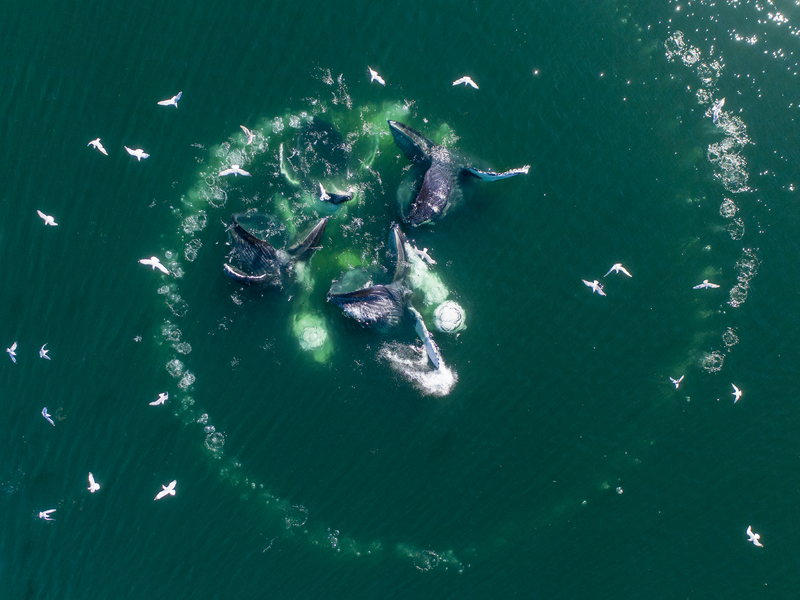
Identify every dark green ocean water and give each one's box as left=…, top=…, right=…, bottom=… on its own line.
left=2, top=0, right=800, bottom=597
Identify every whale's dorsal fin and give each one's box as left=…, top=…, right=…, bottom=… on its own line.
left=287, top=217, right=329, bottom=260
left=388, top=121, right=436, bottom=163
left=462, top=164, right=530, bottom=181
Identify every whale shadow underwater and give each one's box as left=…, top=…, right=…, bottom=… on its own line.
left=388, top=120, right=530, bottom=226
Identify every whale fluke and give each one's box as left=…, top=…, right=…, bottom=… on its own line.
left=388, top=120, right=529, bottom=226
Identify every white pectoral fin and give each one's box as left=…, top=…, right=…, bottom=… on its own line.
left=463, top=165, right=530, bottom=181
left=410, top=307, right=442, bottom=369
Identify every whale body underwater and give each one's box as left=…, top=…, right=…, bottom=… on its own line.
left=387, top=120, right=530, bottom=226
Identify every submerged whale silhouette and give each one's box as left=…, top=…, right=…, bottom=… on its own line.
left=223, top=212, right=328, bottom=286
left=388, top=120, right=530, bottom=226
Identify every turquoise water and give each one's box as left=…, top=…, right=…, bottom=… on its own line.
left=2, top=0, right=800, bottom=597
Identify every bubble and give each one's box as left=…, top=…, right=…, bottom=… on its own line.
left=174, top=342, right=192, bottom=355
left=166, top=359, right=185, bottom=378
left=285, top=504, right=309, bottom=528
left=166, top=294, right=188, bottom=317
left=182, top=211, right=207, bottom=234
left=728, top=283, right=749, bottom=308
left=701, top=350, right=725, bottom=373
left=178, top=371, right=196, bottom=389
left=722, top=327, right=739, bottom=348
left=271, top=117, right=284, bottom=133
left=720, top=198, right=737, bottom=218
left=204, top=431, right=226, bottom=455
left=433, top=301, right=466, bottom=333
left=162, top=323, right=182, bottom=342
left=184, top=238, right=202, bottom=262
left=727, top=218, right=745, bottom=240
left=616, top=487, right=623, bottom=494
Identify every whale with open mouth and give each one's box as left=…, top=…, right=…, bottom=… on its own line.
left=388, top=120, right=530, bottom=226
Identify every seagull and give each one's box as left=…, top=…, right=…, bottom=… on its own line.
left=732, top=383, right=742, bottom=403
left=219, top=165, right=251, bottom=177
left=38, top=509, right=56, bottom=521
left=37, top=210, right=58, bottom=226
left=368, top=66, right=385, bottom=86
left=712, top=98, right=725, bottom=123
left=605, top=263, right=632, bottom=277
left=154, top=480, right=177, bottom=500
left=149, top=392, right=168, bottom=406
left=693, top=279, right=720, bottom=289
left=138, top=256, right=170, bottom=275
left=746, top=525, right=763, bottom=547
left=88, top=472, right=100, bottom=493
left=240, top=125, right=255, bottom=144
left=42, top=407, right=55, bottom=426
left=39, top=344, right=51, bottom=360
left=88, top=138, right=108, bottom=155
left=413, top=246, right=437, bottom=265
left=453, top=76, right=479, bottom=89
left=124, top=146, right=150, bottom=161
left=157, top=91, right=182, bottom=107
left=582, top=279, right=606, bottom=296
left=6, top=342, right=17, bottom=363
left=670, top=375, right=684, bottom=389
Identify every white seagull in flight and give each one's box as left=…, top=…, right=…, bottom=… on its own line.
left=219, top=165, right=251, bottom=177
left=693, top=280, right=720, bottom=289
left=453, top=76, right=479, bottom=89
left=149, top=392, right=168, bottom=406
left=38, top=509, right=56, bottom=521
left=88, top=472, right=100, bottom=493
left=732, top=383, right=742, bottom=403
left=37, top=210, right=58, bottom=226
left=368, top=67, right=385, bottom=86
left=670, top=375, right=684, bottom=389
left=240, top=125, right=255, bottom=144
left=39, top=344, right=51, bottom=360
left=582, top=279, right=606, bottom=296
left=88, top=138, right=108, bottom=155
left=746, top=525, right=763, bottom=547
left=138, top=256, right=170, bottom=274
left=605, top=263, right=632, bottom=277
left=6, top=341, right=17, bottom=363
left=42, top=407, right=55, bottom=426
left=157, top=91, right=182, bottom=107
left=413, top=246, right=437, bottom=265
left=155, top=480, right=177, bottom=500
left=124, top=146, right=150, bottom=161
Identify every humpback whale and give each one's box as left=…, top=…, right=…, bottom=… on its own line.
left=223, top=212, right=328, bottom=286
left=328, top=223, right=411, bottom=330
left=388, top=120, right=530, bottom=226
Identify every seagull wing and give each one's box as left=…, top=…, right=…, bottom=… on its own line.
left=453, top=77, right=468, bottom=86
left=10, top=342, right=16, bottom=352
left=219, top=168, right=234, bottom=176
left=620, top=266, right=632, bottom=277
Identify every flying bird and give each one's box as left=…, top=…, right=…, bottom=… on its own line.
left=582, top=279, right=606, bottom=296
left=39, top=344, right=51, bottom=360
left=693, top=280, right=720, bottom=289
left=670, top=375, right=684, bottom=389
left=157, top=91, right=182, bottom=107
left=88, top=138, right=108, bottom=155
left=712, top=98, right=725, bottom=123
left=368, top=67, right=385, bottom=85
left=149, top=392, right=168, bottom=406
left=42, top=407, right=55, bottom=426
left=88, top=472, right=100, bottom=493
left=240, top=125, right=255, bottom=145
left=38, top=509, right=56, bottom=521
left=413, top=246, right=437, bottom=265
left=218, top=165, right=251, bottom=177
left=37, top=210, right=58, bottom=226
left=138, top=256, right=170, bottom=275
left=746, top=525, right=763, bottom=547
left=732, top=383, right=742, bottom=403
left=154, top=480, right=177, bottom=500
left=605, top=263, right=632, bottom=277
left=6, top=342, right=17, bottom=363
left=124, top=146, right=150, bottom=161
left=453, top=76, right=479, bottom=89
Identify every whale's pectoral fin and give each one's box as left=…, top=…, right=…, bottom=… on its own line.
left=389, top=223, right=409, bottom=283
left=287, top=217, right=329, bottom=260
left=409, top=307, right=442, bottom=370
left=225, top=214, right=280, bottom=282
left=328, top=283, right=406, bottom=329
left=388, top=121, right=436, bottom=164
left=318, top=183, right=355, bottom=205
left=462, top=164, right=530, bottom=181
